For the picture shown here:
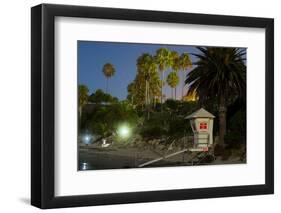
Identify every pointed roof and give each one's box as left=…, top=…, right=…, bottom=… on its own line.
left=185, top=108, right=215, bottom=119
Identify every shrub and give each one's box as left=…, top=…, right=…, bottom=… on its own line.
left=140, top=125, right=167, bottom=139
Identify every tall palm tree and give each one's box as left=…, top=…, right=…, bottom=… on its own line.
left=102, top=63, right=116, bottom=93
left=170, top=51, right=181, bottom=100
left=155, top=48, right=172, bottom=103
left=166, top=72, right=180, bottom=99
left=78, top=84, right=89, bottom=119
left=129, top=71, right=146, bottom=107
left=137, top=53, right=158, bottom=106
left=179, top=53, right=192, bottom=99
left=147, top=70, right=161, bottom=106
left=185, top=47, right=246, bottom=145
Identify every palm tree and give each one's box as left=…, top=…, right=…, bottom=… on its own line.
left=185, top=47, right=246, bottom=145
left=129, top=72, right=146, bottom=107
left=102, top=63, right=116, bottom=93
left=78, top=84, right=89, bottom=119
left=149, top=71, right=161, bottom=106
left=166, top=72, right=180, bottom=99
left=127, top=82, right=136, bottom=104
left=170, top=51, right=181, bottom=100
left=155, top=48, right=172, bottom=103
left=179, top=53, right=192, bottom=99
left=137, top=53, right=158, bottom=106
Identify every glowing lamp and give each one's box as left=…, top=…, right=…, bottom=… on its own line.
left=82, top=134, right=92, bottom=144
left=118, top=125, right=130, bottom=138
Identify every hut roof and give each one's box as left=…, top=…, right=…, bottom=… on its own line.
left=185, top=108, right=215, bottom=119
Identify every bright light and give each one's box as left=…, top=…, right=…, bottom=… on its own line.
left=118, top=125, right=130, bottom=138
left=83, top=134, right=91, bottom=144
left=81, top=162, right=88, bottom=170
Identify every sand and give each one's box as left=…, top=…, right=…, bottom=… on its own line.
left=78, top=144, right=244, bottom=170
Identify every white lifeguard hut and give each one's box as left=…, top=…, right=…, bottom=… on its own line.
left=138, top=108, right=215, bottom=167
left=185, top=108, right=215, bottom=152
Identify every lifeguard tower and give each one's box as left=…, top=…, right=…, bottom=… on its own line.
left=138, top=108, right=215, bottom=167
left=185, top=108, right=215, bottom=152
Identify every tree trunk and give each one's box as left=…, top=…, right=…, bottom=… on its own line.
left=106, top=77, right=109, bottom=93
left=218, top=95, right=227, bottom=145
left=145, top=80, right=148, bottom=105
left=146, top=80, right=150, bottom=119
left=161, top=72, right=164, bottom=104
left=182, top=71, right=184, bottom=100
left=175, top=87, right=177, bottom=100
left=147, top=81, right=150, bottom=104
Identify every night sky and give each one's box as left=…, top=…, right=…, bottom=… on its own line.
left=78, top=41, right=207, bottom=100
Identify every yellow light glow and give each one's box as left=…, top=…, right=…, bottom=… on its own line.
left=118, top=125, right=130, bottom=138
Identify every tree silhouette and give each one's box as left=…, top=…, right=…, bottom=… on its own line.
left=102, top=63, right=116, bottom=93
left=186, top=47, right=246, bottom=144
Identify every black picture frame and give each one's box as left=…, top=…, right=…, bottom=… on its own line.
left=31, top=3, right=274, bottom=209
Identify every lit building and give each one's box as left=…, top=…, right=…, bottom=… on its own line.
left=183, top=90, right=198, bottom=102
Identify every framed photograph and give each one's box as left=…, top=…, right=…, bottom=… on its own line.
left=31, top=4, right=274, bottom=209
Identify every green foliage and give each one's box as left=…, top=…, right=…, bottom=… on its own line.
left=78, top=85, right=89, bottom=107
left=179, top=52, right=192, bottom=71
left=166, top=71, right=180, bottom=99
left=78, top=85, right=89, bottom=123
left=128, top=53, right=161, bottom=106
left=137, top=53, right=157, bottom=76
left=179, top=52, right=192, bottom=100
left=155, top=48, right=173, bottom=103
left=185, top=47, right=246, bottom=144
left=166, top=72, right=180, bottom=89
left=88, top=89, right=118, bottom=103
left=102, top=63, right=116, bottom=93
left=127, top=82, right=136, bottom=103
left=137, top=53, right=160, bottom=106
left=155, top=48, right=172, bottom=72
left=168, top=116, right=189, bottom=136
left=164, top=99, right=180, bottom=110
left=102, top=63, right=115, bottom=78
left=163, top=99, right=198, bottom=116
left=139, top=100, right=196, bottom=139
left=186, top=47, right=246, bottom=103
left=80, top=46, right=247, bottom=149
left=127, top=48, right=193, bottom=104
left=85, top=101, right=138, bottom=138
left=170, top=51, right=180, bottom=72
left=140, top=112, right=169, bottom=138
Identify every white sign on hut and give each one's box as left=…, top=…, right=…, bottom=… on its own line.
left=185, top=108, right=215, bottom=152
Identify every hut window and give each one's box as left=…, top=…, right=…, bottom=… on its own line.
left=199, top=122, right=208, bottom=130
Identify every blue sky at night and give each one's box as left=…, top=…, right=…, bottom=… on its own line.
left=78, top=41, right=203, bottom=100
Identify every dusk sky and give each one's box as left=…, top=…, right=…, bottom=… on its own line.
left=78, top=41, right=229, bottom=100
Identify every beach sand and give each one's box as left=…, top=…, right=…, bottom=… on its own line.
left=78, top=145, right=245, bottom=170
